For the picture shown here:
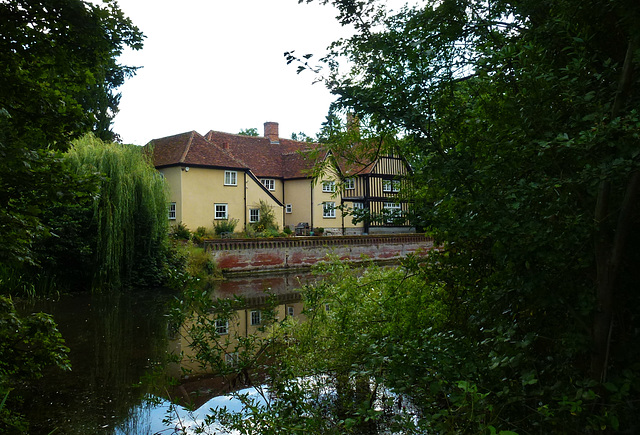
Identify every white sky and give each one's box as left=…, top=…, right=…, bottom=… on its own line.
left=110, top=0, right=354, bottom=145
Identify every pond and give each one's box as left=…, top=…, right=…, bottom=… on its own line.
left=16, top=271, right=317, bottom=435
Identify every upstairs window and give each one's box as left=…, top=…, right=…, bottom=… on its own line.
left=168, top=202, right=176, bottom=220
left=251, top=310, right=262, bottom=326
left=286, top=204, right=292, bottom=214
left=344, top=178, right=355, bottom=190
left=260, top=178, right=275, bottom=191
left=215, top=319, right=228, bottom=335
left=382, top=179, right=392, bottom=192
left=224, top=171, right=237, bottom=186
left=322, top=181, right=336, bottom=193
left=392, top=179, right=401, bottom=192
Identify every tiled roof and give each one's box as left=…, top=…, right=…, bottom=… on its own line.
left=146, top=131, right=247, bottom=170
left=147, top=129, right=339, bottom=180
left=204, top=130, right=322, bottom=179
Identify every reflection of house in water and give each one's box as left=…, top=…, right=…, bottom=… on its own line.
left=168, top=272, right=317, bottom=407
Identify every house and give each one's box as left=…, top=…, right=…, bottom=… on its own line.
left=146, top=122, right=413, bottom=235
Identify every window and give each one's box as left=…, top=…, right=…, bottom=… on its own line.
left=322, top=181, right=336, bottom=193
left=384, top=202, right=402, bottom=223
left=382, top=179, right=392, bottom=192
left=225, top=352, right=238, bottom=366
left=215, top=319, right=228, bottom=335
left=224, top=171, right=237, bottom=186
left=260, top=178, right=275, bottom=191
left=323, top=202, right=336, bottom=218
left=285, top=204, right=292, bottom=214
left=352, top=202, right=364, bottom=211
left=168, top=202, right=176, bottom=220
left=344, top=178, right=355, bottom=190
left=392, top=179, right=401, bottom=192
left=249, top=208, right=260, bottom=223
left=287, top=306, right=294, bottom=317
left=214, top=203, right=228, bottom=220
left=251, top=310, right=261, bottom=326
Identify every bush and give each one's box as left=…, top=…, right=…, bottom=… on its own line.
left=169, top=222, right=191, bottom=241
left=214, top=218, right=238, bottom=236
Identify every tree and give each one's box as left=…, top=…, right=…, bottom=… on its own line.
left=60, top=135, right=169, bottom=290
left=269, top=0, right=639, bottom=431
left=238, top=128, right=259, bottom=136
left=0, top=0, right=143, bottom=270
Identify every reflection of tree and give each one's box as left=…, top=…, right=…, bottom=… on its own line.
left=19, top=290, right=174, bottom=434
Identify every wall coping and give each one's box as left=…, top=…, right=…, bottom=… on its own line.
left=204, top=234, right=432, bottom=252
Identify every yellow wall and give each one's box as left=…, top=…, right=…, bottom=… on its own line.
left=161, top=167, right=282, bottom=233
left=283, top=178, right=312, bottom=229
left=246, top=175, right=284, bottom=231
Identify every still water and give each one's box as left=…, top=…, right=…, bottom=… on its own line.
left=18, top=272, right=316, bottom=435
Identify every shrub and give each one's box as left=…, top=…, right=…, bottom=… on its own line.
left=214, top=218, right=238, bottom=236
left=169, top=222, right=191, bottom=241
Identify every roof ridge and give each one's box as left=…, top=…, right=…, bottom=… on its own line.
left=179, top=131, right=196, bottom=163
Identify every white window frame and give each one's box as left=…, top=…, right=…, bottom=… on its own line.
left=384, top=202, right=402, bottom=223
left=214, top=203, right=228, bottom=220
left=382, top=179, right=392, bottom=192
left=287, top=306, right=294, bottom=317
left=251, top=310, right=261, bottom=326
left=344, top=178, right=355, bottom=190
left=215, top=319, right=228, bottom=335
left=260, top=178, right=275, bottom=191
left=322, top=181, right=336, bottom=193
left=392, top=179, right=401, bottom=192
left=225, top=352, right=238, bottom=366
left=352, top=202, right=364, bottom=210
left=168, top=202, right=176, bottom=220
left=249, top=208, right=260, bottom=223
left=285, top=204, right=292, bottom=214
left=224, top=171, right=237, bottom=186
left=323, top=201, right=336, bottom=218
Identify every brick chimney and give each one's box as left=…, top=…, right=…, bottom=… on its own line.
left=264, top=121, right=279, bottom=144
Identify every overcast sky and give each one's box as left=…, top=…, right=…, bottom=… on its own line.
left=110, top=0, right=354, bottom=145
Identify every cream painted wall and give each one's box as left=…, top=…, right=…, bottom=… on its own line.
left=159, top=167, right=183, bottom=224
left=283, top=178, right=312, bottom=229
left=246, top=175, right=284, bottom=231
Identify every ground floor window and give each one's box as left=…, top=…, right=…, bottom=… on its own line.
left=169, top=202, right=176, bottom=220
left=249, top=208, right=260, bottom=223
left=323, top=201, right=336, bottom=218
left=215, top=203, right=228, bottom=220
left=251, top=310, right=261, bottom=326
left=286, top=204, right=292, bottom=213
left=383, top=202, right=402, bottom=223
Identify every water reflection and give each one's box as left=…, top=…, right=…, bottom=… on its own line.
left=16, top=271, right=315, bottom=435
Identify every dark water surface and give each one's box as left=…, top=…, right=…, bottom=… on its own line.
left=17, top=272, right=314, bottom=435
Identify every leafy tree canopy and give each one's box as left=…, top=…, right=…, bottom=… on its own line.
left=0, top=0, right=144, bottom=268
left=199, top=0, right=640, bottom=432
left=238, top=127, right=259, bottom=136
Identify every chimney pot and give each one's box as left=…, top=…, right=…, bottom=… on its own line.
left=264, top=122, right=279, bottom=144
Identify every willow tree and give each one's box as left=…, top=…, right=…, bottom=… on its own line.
left=65, top=135, right=169, bottom=290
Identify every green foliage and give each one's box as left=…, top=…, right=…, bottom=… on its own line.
left=197, top=0, right=640, bottom=432
left=63, top=135, right=169, bottom=290
left=0, top=0, right=143, bottom=273
left=238, top=128, right=259, bottom=136
left=250, top=200, right=279, bottom=234
left=0, top=296, right=70, bottom=433
left=170, top=222, right=192, bottom=241
left=214, top=218, right=239, bottom=236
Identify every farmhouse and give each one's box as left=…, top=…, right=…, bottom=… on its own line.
left=146, top=122, right=412, bottom=235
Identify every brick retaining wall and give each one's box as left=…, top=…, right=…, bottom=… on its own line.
left=204, top=234, right=434, bottom=273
